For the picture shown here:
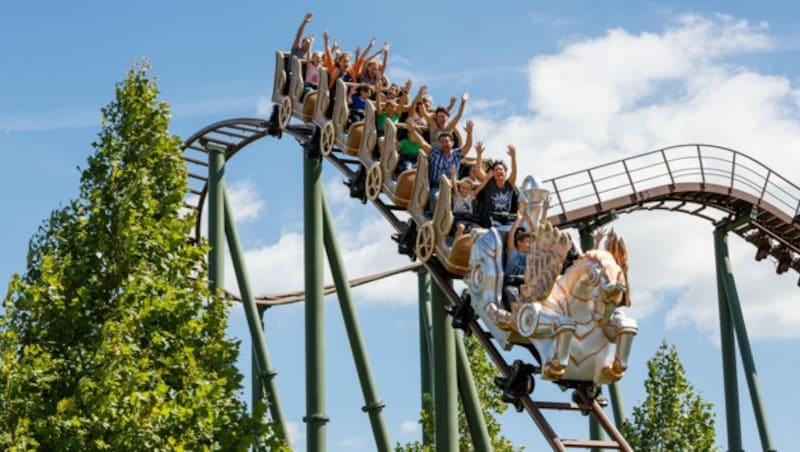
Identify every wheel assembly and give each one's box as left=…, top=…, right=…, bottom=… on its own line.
left=365, top=163, right=383, bottom=201
left=278, top=97, right=292, bottom=129
left=320, top=121, right=335, bottom=155
left=415, top=221, right=435, bottom=262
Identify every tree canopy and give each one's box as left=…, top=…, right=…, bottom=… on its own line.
left=0, top=62, right=268, bottom=451
left=621, top=340, right=718, bottom=451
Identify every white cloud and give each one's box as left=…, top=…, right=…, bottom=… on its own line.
left=324, top=174, right=351, bottom=206
left=225, top=211, right=417, bottom=305
left=470, top=15, right=800, bottom=340
left=227, top=181, right=265, bottom=222
left=401, top=420, right=419, bottom=434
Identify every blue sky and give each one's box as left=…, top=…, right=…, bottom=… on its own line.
left=3, top=1, right=800, bottom=450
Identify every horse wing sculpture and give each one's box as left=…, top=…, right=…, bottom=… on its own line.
left=521, top=222, right=573, bottom=302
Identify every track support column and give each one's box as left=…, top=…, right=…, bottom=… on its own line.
left=431, top=280, right=457, bottom=451
left=223, top=190, right=288, bottom=444
left=207, top=142, right=225, bottom=293
left=321, top=194, right=392, bottom=452
left=418, top=269, right=433, bottom=446
left=252, top=306, right=266, bottom=418
left=304, top=149, right=327, bottom=451
left=455, top=331, right=492, bottom=451
left=715, top=215, right=775, bottom=452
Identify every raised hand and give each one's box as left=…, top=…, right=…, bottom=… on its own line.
left=475, top=141, right=485, bottom=154
left=450, top=95, right=457, bottom=105
left=461, top=91, right=470, bottom=102
left=322, top=30, right=330, bottom=41
left=369, top=36, right=376, bottom=47
left=464, top=119, right=474, bottom=134
left=403, top=79, right=412, bottom=92
left=382, top=42, right=390, bottom=52
left=506, top=144, right=516, bottom=157
left=304, top=12, right=313, bottom=23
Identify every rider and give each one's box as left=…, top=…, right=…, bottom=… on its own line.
left=503, top=200, right=535, bottom=309
left=474, top=142, right=519, bottom=228
left=407, top=119, right=474, bottom=211
left=288, top=12, right=314, bottom=73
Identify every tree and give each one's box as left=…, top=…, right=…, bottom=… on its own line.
left=396, top=335, right=523, bottom=451
left=0, top=62, right=273, bottom=451
left=621, top=340, right=717, bottom=451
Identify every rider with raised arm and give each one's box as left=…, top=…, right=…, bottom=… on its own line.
left=288, top=13, right=314, bottom=70
left=322, top=31, right=355, bottom=89
left=394, top=85, right=428, bottom=174
left=474, top=142, right=519, bottom=228
left=360, top=42, right=390, bottom=88
left=375, top=76, right=400, bottom=137
left=408, top=118, right=474, bottom=211
left=420, top=91, right=469, bottom=144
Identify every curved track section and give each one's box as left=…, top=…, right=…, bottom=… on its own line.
left=543, top=144, right=800, bottom=279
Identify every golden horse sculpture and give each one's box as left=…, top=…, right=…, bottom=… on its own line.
left=467, top=182, right=638, bottom=387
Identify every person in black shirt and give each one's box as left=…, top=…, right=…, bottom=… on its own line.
left=474, top=142, right=519, bottom=228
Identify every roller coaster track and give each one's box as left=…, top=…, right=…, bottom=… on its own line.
left=543, top=144, right=800, bottom=279
left=180, top=118, right=798, bottom=450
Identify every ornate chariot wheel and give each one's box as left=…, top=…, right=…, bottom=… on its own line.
left=515, top=302, right=537, bottom=337
left=320, top=121, right=335, bottom=156
left=415, top=221, right=435, bottom=262
left=277, top=96, right=292, bottom=130
left=365, top=163, right=382, bottom=201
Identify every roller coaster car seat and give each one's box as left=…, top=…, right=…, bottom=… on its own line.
left=395, top=169, right=416, bottom=201
left=445, top=234, right=473, bottom=275
left=346, top=122, right=364, bottom=156
left=302, top=91, right=317, bottom=122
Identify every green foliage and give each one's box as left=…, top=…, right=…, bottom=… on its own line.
left=396, top=335, right=523, bottom=451
left=621, top=340, right=718, bottom=452
left=0, top=62, right=271, bottom=451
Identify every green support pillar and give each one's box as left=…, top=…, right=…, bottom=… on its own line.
left=207, top=143, right=225, bottom=293
left=455, top=331, right=492, bottom=451
left=589, top=418, right=604, bottom=452
left=715, top=225, right=775, bottom=451
left=303, top=152, right=327, bottom=451
left=607, top=383, right=625, bottom=429
left=252, top=305, right=266, bottom=418
left=321, top=195, right=392, bottom=452
left=714, top=228, right=743, bottom=452
left=431, top=281, right=457, bottom=451
left=418, top=270, right=433, bottom=446
left=223, top=190, right=288, bottom=443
